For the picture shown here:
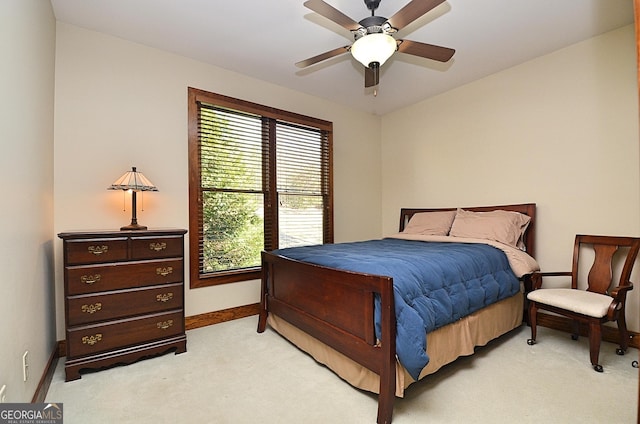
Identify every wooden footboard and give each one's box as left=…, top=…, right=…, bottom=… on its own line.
left=257, top=251, right=397, bottom=424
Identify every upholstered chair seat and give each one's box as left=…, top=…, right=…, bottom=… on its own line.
left=527, top=289, right=615, bottom=318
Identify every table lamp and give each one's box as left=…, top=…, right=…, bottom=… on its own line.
left=108, top=166, right=158, bottom=230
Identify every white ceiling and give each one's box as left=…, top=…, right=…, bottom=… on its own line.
left=50, top=0, right=634, bottom=116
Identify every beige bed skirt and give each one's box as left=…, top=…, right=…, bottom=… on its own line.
left=267, top=291, right=524, bottom=397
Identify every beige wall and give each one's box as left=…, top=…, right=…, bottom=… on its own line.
left=381, top=25, right=640, bottom=331
left=53, top=22, right=382, bottom=339
left=0, top=0, right=56, bottom=402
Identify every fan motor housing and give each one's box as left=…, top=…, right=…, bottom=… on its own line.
left=356, top=16, right=391, bottom=39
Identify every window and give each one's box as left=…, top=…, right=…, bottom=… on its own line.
left=188, top=88, right=333, bottom=288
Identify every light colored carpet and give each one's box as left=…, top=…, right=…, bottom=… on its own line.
left=46, top=317, right=638, bottom=423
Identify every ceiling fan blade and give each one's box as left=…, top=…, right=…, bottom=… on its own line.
left=387, top=0, right=445, bottom=31
left=295, top=46, right=350, bottom=68
left=303, top=0, right=362, bottom=32
left=397, top=39, right=455, bottom=62
left=364, top=64, right=379, bottom=88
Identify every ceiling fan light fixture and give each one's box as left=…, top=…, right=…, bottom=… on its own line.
left=350, top=33, right=397, bottom=68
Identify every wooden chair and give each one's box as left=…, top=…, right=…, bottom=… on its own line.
left=527, top=235, right=640, bottom=372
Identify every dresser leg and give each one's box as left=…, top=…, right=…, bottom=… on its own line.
left=65, top=366, right=81, bottom=382
left=174, top=340, right=187, bottom=354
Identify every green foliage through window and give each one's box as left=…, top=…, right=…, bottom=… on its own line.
left=199, top=107, right=265, bottom=272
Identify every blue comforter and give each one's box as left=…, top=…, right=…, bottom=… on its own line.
left=273, top=238, right=520, bottom=380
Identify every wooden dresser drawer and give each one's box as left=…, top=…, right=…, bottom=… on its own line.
left=67, top=310, right=184, bottom=358
left=67, top=283, right=183, bottom=326
left=131, top=235, right=184, bottom=260
left=65, top=259, right=183, bottom=295
left=65, top=238, right=129, bottom=265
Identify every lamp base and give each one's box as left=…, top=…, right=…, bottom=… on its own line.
left=120, top=223, right=148, bottom=231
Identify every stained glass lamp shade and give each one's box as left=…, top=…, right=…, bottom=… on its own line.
left=108, top=166, right=158, bottom=230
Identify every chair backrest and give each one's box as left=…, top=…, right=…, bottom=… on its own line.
left=571, top=235, right=640, bottom=294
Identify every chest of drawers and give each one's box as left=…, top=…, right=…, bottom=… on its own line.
left=58, top=229, right=187, bottom=381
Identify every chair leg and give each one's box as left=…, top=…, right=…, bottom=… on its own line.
left=588, top=321, right=603, bottom=372
left=570, top=320, right=580, bottom=341
left=527, top=302, right=537, bottom=345
left=615, top=313, right=629, bottom=356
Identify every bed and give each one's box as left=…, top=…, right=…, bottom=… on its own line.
left=257, top=203, right=538, bottom=423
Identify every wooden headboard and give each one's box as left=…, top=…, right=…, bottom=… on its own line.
left=399, top=203, right=536, bottom=259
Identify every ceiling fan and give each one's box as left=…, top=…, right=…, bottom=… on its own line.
left=296, top=0, right=455, bottom=91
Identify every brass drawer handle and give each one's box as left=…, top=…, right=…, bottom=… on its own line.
left=156, top=320, right=174, bottom=330
left=82, top=334, right=103, bottom=345
left=80, top=274, right=101, bottom=285
left=156, top=266, right=173, bottom=276
left=81, top=303, right=102, bottom=314
left=87, top=245, right=108, bottom=255
left=156, top=293, right=174, bottom=303
left=149, top=242, right=167, bottom=252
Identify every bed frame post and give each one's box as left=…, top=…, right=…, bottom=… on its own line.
left=377, top=282, right=396, bottom=424
left=257, top=252, right=269, bottom=333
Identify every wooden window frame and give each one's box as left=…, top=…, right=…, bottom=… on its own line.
left=188, top=87, right=334, bottom=288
